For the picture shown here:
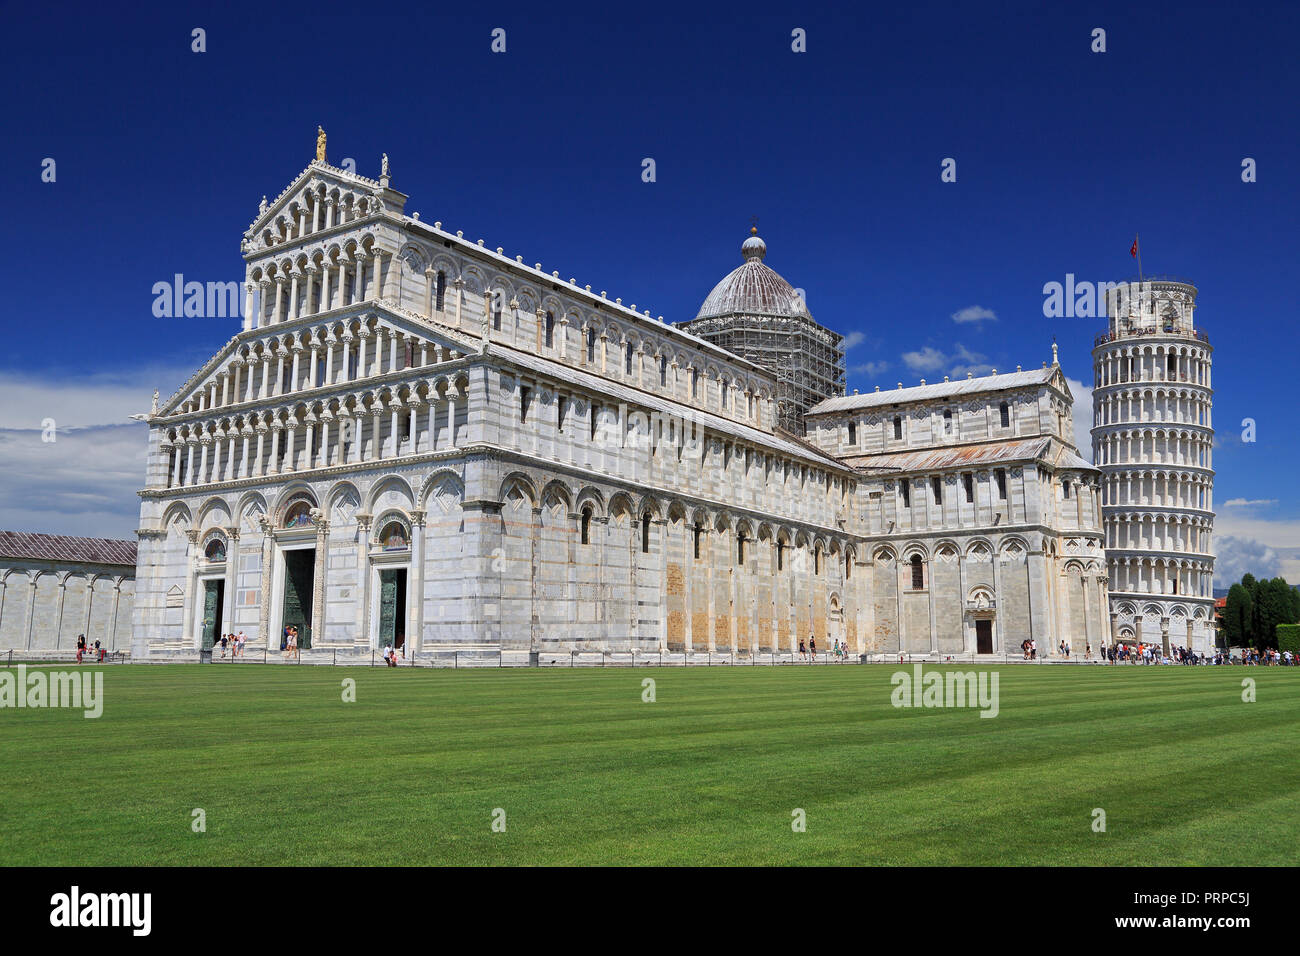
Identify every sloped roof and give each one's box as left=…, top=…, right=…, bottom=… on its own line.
left=0, top=531, right=137, bottom=567
left=840, top=438, right=1052, bottom=473
left=495, top=343, right=850, bottom=472
left=809, top=366, right=1062, bottom=415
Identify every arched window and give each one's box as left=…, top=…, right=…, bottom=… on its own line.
left=693, top=522, right=702, bottom=560
left=379, top=521, right=409, bottom=551
left=625, top=342, right=634, bottom=375
left=910, top=555, right=924, bottom=590
left=580, top=507, right=592, bottom=545
left=544, top=311, right=554, bottom=349
left=736, top=532, right=745, bottom=566
left=435, top=271, right=446, bottom=311
left=660, top=355, right=668, bottom=386
left=845, top=552, right=852, bottom=579
left=283, top=501, right=314, bottom=528
left=777, top=541, right=785, bottom=571
left=848, top=422, right=857, bottom=445
left=943, top=408, right=953, bottom=434
left=204, top=539, right=226, bottom=562
left=999, top=402, right=1010, bottom=428
left=814, top=547, right=821, bottom=575
left=586, top=328, right=596, bottom=364
left=492, top=291, right=502, bottom=330
left=893, top=415, right=903, bottom=440
left=642, top=513, right=651, bottom=553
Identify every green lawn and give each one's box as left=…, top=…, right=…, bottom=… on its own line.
left=1, top=663, right=1296, bottom=865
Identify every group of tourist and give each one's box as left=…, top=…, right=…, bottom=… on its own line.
left=74, top=634, right=104, bottom=662
left=382, top=642, right=403, bottom=667
left=218, top=632, right=247, bottom=658
left=280, top=625, right=301, bottom=660
left=793, top=636, right=852, bottom=662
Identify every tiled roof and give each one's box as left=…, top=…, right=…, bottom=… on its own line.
left=0, top=531, right=137, bottom=567
left=809, top=367, right=1059, bottom=415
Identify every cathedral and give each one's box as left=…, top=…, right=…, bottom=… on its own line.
left=130, top=140, right=1111, bottom=661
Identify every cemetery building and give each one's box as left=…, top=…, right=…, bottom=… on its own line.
left=0, top=531, right=136, bottom=657
left=130, top=139, right=1107, bottom=661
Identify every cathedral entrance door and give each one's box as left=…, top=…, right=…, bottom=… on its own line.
left=975, top=619, right=993, bottom=654
left=281, top=548, right=315, bottom=649
left=378, top=568, right=408, bottom=651
left=201, top=580, right=224, bottom=650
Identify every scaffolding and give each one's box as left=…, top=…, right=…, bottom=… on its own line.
left=678, top=313, right=846, bottom=434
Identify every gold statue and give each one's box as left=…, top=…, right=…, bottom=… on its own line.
left=315, top=126, right=327, bottom=163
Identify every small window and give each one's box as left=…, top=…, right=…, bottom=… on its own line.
left=737, top=533, right=745, bottom=566
left=995, top=468, right=1007, bottom=500
left=848, top=422, right=857, bottom=445
left=492, top=292, right=502, bottom=330
left=943, top=409, right=953, bottom=434
left=693, top=522, right=702, bottom=560
left=893, top=415, right=903, bottom=440
left=625, top=342, right=634, bottom=375
left=586, top=328, right=596, bottom=364
left=642, top=513, right=652, bottom=554
left=932, top=476, right=942, bottom=505
left=814, top=548, right=821, bottom=576
left=691, top=369, right=699, bottom=399
left=581, top=508, right=592, bottom=545
left=1167, top=354, right=1176, bottom=377
left=999, top=402, right=1010, bottom=428
left=1063, top=479, right=1071, bottom=499
left=901, top=481, right=911, bottom=508
left=777, top=541, right=785, bottom=571
left=910, top=555, right=924, bottom=590
left=557, top=395, right=567, bottom=434
left=435, top=272, right=446, bottom=311
left=964, top=473, right=974, bottom=504
left=845, top=553, right=852, bottom=580
left=205, top=539, right=226, bottom=562
left=660, top=355, right=668, bottom=386
left=590, top=404, right=599, bottom=442
left=520, top=386, right=532, bottom=424
left=544, top=312, right=554, bottom=349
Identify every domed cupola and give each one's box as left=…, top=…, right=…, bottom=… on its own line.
left=694, top=228, right=807, bottom=321
left=677, top=225, right=847, bottom=436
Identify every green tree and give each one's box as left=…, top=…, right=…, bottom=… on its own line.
left=1253, top=578, right=1293, bottom=650
left=1223, top=583, right=1253, bottom=647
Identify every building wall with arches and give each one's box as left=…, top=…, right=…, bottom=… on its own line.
left=0, top=532, right=136, bottom=654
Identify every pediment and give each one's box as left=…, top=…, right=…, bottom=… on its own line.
left=242, top=161, right=407, bottom=252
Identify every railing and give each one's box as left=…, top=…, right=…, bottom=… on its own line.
left=1094, top=327, right=1210, bottom=347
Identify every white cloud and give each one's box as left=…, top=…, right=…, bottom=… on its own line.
left=1066, top=377, right=1093, bottom=460
left=951, top=305, right=997, bottom=324
left=842, top=331, right=865, bottom=349
left=1214, top=535, right=1283, bottom=586
left=850, top=360, right=890, bottom=377
left=0, top=423, right=147, bottom=539
left=1222, top=498, right=1279, bottom=507
left=0, top=364, right=196, bottom=539
left=901, top=346, right=948, bottom=373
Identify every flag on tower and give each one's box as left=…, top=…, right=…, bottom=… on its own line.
left=1130, top=236, right=1139, bottom=258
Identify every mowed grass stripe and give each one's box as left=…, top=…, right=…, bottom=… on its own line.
left=0, top=665, right=1296, bottom=865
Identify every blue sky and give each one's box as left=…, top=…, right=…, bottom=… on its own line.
left=1, top=0, right=1297, bottom=583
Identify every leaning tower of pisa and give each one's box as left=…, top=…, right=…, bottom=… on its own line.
left=1092, top=278, right=1216, bottom=654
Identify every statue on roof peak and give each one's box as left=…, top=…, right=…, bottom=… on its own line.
left=316, top=126, right=327, bottom=163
